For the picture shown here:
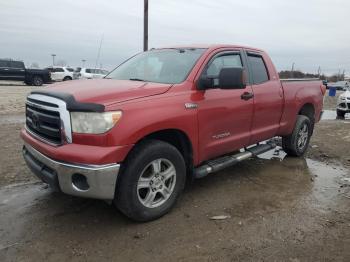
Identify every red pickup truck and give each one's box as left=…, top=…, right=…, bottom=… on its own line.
left=21, top=45, right=325, bottom=221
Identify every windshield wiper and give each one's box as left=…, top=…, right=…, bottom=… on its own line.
left=129, top=78, right=146, bottom=82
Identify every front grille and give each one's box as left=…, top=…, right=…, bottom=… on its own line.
left=26, top=103, right=62, bottom=144
left=347, top=103, right=350, bottom=109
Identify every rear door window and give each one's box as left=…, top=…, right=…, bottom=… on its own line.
left=247, top=54, right=269, bottom=84
left=0, top=61, right=8, bottom=67
left=10, top=61, right=24, bottom=69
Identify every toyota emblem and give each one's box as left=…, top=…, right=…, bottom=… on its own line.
left=31, top=113, right=40, bottom=129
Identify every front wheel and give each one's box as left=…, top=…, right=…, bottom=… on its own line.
left=115, top=140, right=186, bottom=222
left=282, top=115, right=312, bottom=157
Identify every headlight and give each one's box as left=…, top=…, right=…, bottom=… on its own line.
left=71, top=111, right=122, bottom=134
left=340, top=96, right=346, bottom=100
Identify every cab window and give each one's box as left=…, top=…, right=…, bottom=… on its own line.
left=206, top=54, right=242, bottom=77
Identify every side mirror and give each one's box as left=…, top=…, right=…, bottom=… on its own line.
left=218, top=67, right=246, bottom=89
left=197, top=75, right=214, bottom=90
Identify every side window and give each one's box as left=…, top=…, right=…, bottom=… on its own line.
left=0, top=61, right=8, bottom=67
left=247, top=54, right=269, bottom=84
left=54, top=68, right=64, bottom=72
left=206, top=54, right=242, bottom=77
left=86, top=69, right=91, bottom=73
left=10, top=61, right=24, bottom=69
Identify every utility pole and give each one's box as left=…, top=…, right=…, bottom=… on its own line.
left=82, top=59, right=86, bottom=67
left=317, top=66, right=321, bottom=77
left=143, top=0, right=148, bottom=51
left=95, top=34, right=104, bottom=70
left=51, top=54, right=56, bottom=66
left=291, top=62, right=295, bottom=78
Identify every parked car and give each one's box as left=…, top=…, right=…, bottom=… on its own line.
left=328, top=81, right=349, bottom=91
left=73, top=68, right=108, bottom=79
left=46, top=66, right=74, bottom=81
left=21, top=45, right=325, bottom=221
left=336, top=85, right=350, bottom=117
left=0, top=59, right=51, bottom=86
left=322, top=80, right=328, bottom=89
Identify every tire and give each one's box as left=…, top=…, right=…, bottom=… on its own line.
left=32, top=75, right=43, bottom=86
left=115, top=140, right=186, bottom=222
left=282, top=115, right=312, bottom=157
left=63, top=76, right=72, bottom=81
left=337, top=109, right=345, bottom=118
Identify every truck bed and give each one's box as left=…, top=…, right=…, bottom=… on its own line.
left=278, top=79, right=324, bottom=136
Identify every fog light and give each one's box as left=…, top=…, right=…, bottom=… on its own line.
left=72, top=173, right=89, bottom=191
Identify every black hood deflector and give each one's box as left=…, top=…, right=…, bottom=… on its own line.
left=31, top=90, right=105, bottom=112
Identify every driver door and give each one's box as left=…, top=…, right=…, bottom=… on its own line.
left=197, top=51, right=254, bottom=162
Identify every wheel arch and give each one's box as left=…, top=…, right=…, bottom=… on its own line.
left=298, top=103, right=315, bottom=133
left=124, top=128, right=195, bottom=182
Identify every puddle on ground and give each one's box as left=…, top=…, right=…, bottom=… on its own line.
left=0, top=114, right=25, bottom=124
left=0, top=157, right=348, bottom=217
left=321, top=110, right=350, bottom=120
left=0, top=155, right=349, bottom=260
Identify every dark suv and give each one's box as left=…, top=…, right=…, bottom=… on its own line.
left=0, top=59, right=51, bottom=86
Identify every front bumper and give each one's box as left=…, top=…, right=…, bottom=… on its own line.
left=337, top=101, right=350, bottom=112
left=23, top=143, right=120, bottom=200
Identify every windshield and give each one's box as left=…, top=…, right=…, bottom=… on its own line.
left=106, top=48, right=206, bottom=84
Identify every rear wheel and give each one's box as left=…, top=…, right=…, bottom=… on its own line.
left=282, top=115, right=312, bottom=156
left=32, top=75, right=43, bottom=86
left=337, top=109, right=345, bottom=118
left=115, top=140, right=186, bottom=222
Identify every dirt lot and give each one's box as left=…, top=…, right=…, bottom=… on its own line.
left=0, top=84, right=349, bottom=261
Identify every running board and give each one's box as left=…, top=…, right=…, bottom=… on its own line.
left=194, top=142, right=276, bottom=179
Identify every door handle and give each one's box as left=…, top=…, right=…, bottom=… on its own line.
left=241, top=92, right=254, bottom=101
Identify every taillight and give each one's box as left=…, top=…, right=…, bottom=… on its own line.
left=320, top=84, right=326, bottom=96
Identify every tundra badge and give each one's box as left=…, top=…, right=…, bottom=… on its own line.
left=185, top=103, right=198, bottom=109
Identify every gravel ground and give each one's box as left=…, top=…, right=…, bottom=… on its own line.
left=0, top=84, right=349, bottom=262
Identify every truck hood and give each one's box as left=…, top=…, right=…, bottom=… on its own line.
left=47, top=79, right=172, bottom=105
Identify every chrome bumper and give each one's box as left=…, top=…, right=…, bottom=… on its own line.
left=22, top=143, right=120, bottom=200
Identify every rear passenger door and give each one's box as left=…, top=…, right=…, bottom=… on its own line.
left=246, top=52, right=283, bottom=144
left=0, top=60, right=10, bottom=80
left=52, top=68, right=65, bottom=81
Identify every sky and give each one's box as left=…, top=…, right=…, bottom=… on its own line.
left=1, top=0, right=349, bottom=75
